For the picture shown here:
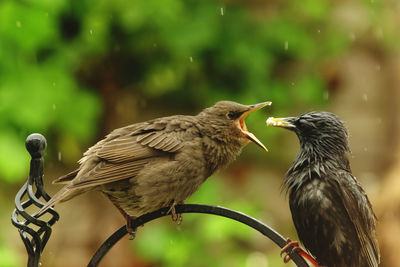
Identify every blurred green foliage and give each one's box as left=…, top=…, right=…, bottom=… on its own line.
left=0, top=0, right=102, bottom=181
left=0, top=0, right=349, bottom=183
left=0, top=242, right=21, bottom=267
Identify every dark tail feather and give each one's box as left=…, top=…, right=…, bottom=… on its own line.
left=35, top=185, right=74, bottom=217
left=53, top=169, right=79, bottom=184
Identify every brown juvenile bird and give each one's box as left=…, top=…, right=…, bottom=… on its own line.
left=37, top=100, right=270, bottom=235
left=267, top=112, right=380, bottom=267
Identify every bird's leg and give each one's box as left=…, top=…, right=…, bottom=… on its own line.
left=117, top=208, right=137, bottom=240
left=124, top=214, right=137, bottom=240
left=280, top=239, right=319, bottom=267
left=167, top=200, right=182, bottom=224
left=105, top=194, right=137, bottom=239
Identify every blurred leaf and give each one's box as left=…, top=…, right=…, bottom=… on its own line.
left=0, top=132, right=29, bottom=183
left=0, top=2, right=56, bottom=53
left=0, top=242, right=22, bottom=267
left=134, top=223, right=171, bottom=259
left=293, top=75, right=326, bottom=105
left=200, top=215, right=253, bottom=242
left=57, top=87, right=102, bottom=141
left=293, top=0, right=330, bottom=19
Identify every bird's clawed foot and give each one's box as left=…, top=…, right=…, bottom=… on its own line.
left=280, top=239, right=298, bottom=264
left=280, top=239, right=319, bottom=267
left=126, top=215, right=137, bottom=240
left=168, top=201, right=183, bottom=224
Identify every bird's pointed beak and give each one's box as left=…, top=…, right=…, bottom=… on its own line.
left=266, top=117, right=296, bottom=128
left=238, top=101, right=271, bottom=152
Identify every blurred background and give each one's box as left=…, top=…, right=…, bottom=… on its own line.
left=1, top=0, right=399, bottom=266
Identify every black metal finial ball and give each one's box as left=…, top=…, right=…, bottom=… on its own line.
left=25, top=133, right=47, bottom=158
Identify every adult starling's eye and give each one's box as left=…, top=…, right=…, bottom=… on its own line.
left=227, top=111, right=241, bottom=120
left=298, top=118, right=314, bottom=129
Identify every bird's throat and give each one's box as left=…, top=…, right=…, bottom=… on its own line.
left=202, top=137, right=243, bottom=176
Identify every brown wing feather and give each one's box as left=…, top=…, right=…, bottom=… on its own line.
left=95, top=121, right=184, bottom=162
left=337, top=174, right=380, bottom=267
left=67, top=118, right=189, bottom=188
left=70, top=159, right=150, bottom=188
left=53, top=169, right=79, bottom=184
left=96, top=140, right=158, bottom=163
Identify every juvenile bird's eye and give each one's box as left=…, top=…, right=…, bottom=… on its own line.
left=227, top=111, right=241, bottom=120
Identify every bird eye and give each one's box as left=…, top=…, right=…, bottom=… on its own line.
left=227, top=111, right=240, bottom=120
left=298, top=118, right=314, bottom=128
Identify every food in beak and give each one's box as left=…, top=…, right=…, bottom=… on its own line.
left=266, top=117, right=295, bottom=128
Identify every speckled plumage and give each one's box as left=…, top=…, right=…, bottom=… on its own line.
left=267, top=111, right=380, bottom=267
left=37, top=101, right=268, bottom=218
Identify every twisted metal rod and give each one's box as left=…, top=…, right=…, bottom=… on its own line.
left=88, top=204, right=309, bottom=267
left=11, top=134, right=59, bottom=267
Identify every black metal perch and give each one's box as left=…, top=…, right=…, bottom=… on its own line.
left=88, top=204, right=309, bottom=267
left=12, top=134, right=309, bottom=267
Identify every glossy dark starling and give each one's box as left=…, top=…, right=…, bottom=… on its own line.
left=267, top=112, right=380, bottom=267
left=37, top=101, right=270, bottom=234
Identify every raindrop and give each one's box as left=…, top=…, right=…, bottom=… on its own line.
left=16, top=21, right=22, bottom=28
left=362, top=94, right=368, bottom=102
left=291, top=82, right=295, bottom=86
left=284, top=41, right=288, bottom=50
left=323, top=91, right=330, bottom=100
left=189, top=56, right=193, bottom=62
left=317, top=29, right=321, bottom=34
left=58, top=152, right=62, bottom=161
left=52, top=82, right=56, bottom=86
left=52, top=104, right=56, bottom=110
left=220, top=7, right=224, bottom=16
left=363, top=147, right=368, bottom=152
left=90, top=29, right=93, bottom=35
left=375, top=65, right=381, bottom=71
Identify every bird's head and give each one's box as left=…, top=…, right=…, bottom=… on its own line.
left=266, top=111, right=350, bottom=155
left=199, top=100, right=271, bottom=151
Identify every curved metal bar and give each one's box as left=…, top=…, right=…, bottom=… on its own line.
left=88, top=204, right=309, bottom=267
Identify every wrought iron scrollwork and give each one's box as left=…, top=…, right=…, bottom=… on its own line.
left=11, top=133, right=59, bottom=267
